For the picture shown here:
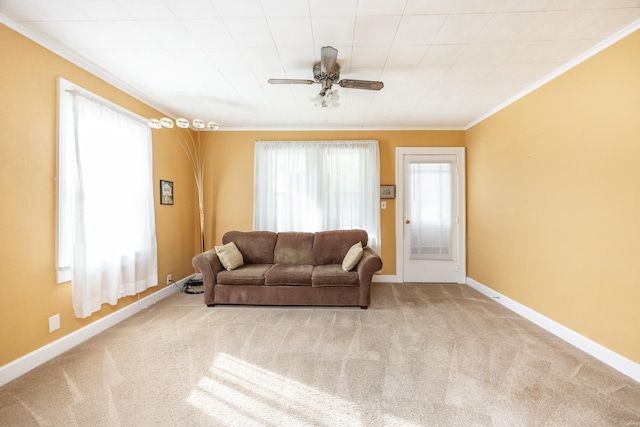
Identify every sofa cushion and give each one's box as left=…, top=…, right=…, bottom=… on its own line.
left=313, top=229, right=368, bottom=266
left=223, top=231, right=277, bottom=264
left=264, top=264, right=313, bottom=286
left=217, top=264, right=272, bottom=285
left=274, top=232, right=314, bottom=265
left=342, top=242, right=363, bottom=271
left=215, top=241, right=244, bottom=271
left=312, top=265, right=359, bottom=287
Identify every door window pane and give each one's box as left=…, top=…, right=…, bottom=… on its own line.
left=409, top=161, right=453, bottom=261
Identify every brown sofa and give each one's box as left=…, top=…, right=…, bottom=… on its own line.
left=192, top=229, right=382, bottom=309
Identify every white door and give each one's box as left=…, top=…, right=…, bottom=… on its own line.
left=396, top=148, right=466, bottom=283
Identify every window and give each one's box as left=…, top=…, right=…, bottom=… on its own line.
left=57, top=78, right=158, bottom=318
left=409, top=161, right=453, bottom=260
left=253, top=140, right=380, bottom=253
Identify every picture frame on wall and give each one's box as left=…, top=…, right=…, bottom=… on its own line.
left=380, top=185, right=395, bottom=199
left=160, top=180, right=174, bottom=205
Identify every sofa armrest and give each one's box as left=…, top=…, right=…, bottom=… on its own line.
left=356, top=247, right=383, bottom=308
left=192, top=249, right=223, bottom=306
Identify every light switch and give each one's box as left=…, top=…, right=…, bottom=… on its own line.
left=381, top=201, right=386, bottom=209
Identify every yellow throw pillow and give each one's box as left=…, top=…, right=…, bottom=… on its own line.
left=342, top=242, right=363, bottom=272
left=215, top=242, right=244, bottom=271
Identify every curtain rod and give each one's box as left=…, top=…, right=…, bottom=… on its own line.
left=65, top=88, right=147, bottom=124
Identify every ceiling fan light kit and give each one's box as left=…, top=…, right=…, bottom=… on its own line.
left=312, top=89, right=341, bottom=109
left=269, top=46, right=384, bottom=108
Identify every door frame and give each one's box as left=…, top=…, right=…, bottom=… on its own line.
left=395, top=147, right=466, bottom=283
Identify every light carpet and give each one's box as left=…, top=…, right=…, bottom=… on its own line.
left=1, top=283, right=639, bottom=426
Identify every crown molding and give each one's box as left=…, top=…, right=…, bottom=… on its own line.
left=5, top=12, right=637, bottom=133
left=465, top=18, right=640, bottom=130
left=0, top=13, right=178, bottom=120
left=211, top=125, right=466, bottom=132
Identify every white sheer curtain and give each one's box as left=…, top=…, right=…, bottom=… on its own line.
left=253, top=140, right=380, bottom=253
left=409, top=161, right=453, bottom=260
left=58, top=80, right=158, bottom=318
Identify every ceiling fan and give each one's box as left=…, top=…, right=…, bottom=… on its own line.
left=268, top=46, right=384, bottom=107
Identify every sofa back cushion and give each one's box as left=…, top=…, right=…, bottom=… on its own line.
left=222, top=231, right=277, bottom=264
left=274, top=232, right=314, bottom=265
left=313, top=229, right=368, bottom=266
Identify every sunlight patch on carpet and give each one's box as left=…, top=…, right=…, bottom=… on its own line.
left=186, top=353, right=371, bottom=426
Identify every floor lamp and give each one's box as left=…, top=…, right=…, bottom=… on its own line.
left=148, top=117, right=219, bottom=293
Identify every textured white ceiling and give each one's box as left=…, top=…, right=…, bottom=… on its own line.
left=2, top=0, right=639, bottom=130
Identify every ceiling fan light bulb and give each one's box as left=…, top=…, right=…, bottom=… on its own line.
left=176, top=118, right=190, bottom=128
left=206, top=121, right=219, bottom=130
left=147, top=119, right=161, bottom=129
left=192, top=119, right=205, bottom=129
left=311, top=94, right=324, bottom=106
left=159, top=117, right=174, bottom=128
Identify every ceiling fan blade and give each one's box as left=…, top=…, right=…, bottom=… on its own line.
left=338, top=79, right=384, bottom=90
left=320, top=46, right=338, bottom=74
left=268, top=78, right=315, bottom=85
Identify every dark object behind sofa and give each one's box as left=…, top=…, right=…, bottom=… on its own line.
left=192, top=229, right=382, bottom=308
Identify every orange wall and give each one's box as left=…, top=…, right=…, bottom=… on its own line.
left=466, top=30, right=640, bottom=363
left=0, top=24, right=197, bottom=367
left=0, top=20, right=464, bottom=368
left=200, top=130, right=465, bottom=275
left=6, top=15, right=637, bottom=373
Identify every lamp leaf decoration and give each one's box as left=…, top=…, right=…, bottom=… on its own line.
left=148, top=117, right=219, bottom=253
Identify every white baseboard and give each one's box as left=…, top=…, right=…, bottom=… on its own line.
left=372, top=275, right=398, bottom=283
left=466, top=277, right=640, bottom=383
left=0, top=276, right=193, bottom=387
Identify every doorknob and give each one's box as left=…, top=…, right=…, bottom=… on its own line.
left=405, top=220, right=410, bottom=224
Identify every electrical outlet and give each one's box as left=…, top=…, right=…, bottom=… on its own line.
left=166, top=274, right=172, bottom=285
left=49, top=314, right=60, bottom=333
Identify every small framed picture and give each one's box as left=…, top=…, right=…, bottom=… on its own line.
left=160, top=180, right=174, bottom=205
left=380, top=185, right=395, bottom=199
